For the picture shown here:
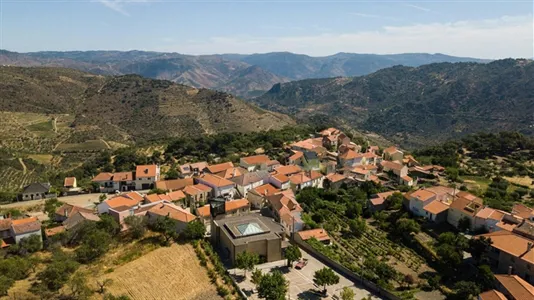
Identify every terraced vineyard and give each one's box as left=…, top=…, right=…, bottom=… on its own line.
left=0, top=166, right=39, bottom=192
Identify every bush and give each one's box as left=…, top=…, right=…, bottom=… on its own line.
left=216, top=285, right=229, bottom=297
left=0, top=276, right=14, bottom=296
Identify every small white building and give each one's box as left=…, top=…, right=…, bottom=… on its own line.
left=240, top=155, right=271, bottom=172
left=230, top=171, right=270, bottom=198
left=135, top=165, right=160, bottom=190
left=197, top=174, right=236, bottom=200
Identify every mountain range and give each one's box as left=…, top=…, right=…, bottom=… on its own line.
left=254, top=59, right=534, bottom=148
left=0, top=50, right=488, bottom=98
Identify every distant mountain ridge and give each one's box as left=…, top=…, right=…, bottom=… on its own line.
left=0, top=49, right=488, bottom=98
left=253, top=59, right=534, bottom=148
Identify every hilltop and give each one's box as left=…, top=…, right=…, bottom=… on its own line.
left=0, top=50, right=486, bottom=98
left=254, top=59, right=534, bottom=148
left=0, top=66, right=294, bottom=151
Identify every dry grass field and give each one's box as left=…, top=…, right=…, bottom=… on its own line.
left=99, top=243, right=220, bottom=300
left=504, top=176, right=534, bottom=189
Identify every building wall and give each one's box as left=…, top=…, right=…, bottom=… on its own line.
left=496, top=251, right=534, bottom=284
left=447, top=208, right=475, bottom=230
left=136, top=176, right=156, bottom=190
left=22, top=192, right=45, bottom=201
left=0, top=229, right=11, bottom=239
left=13, top=230, right=42, bottom=244
left=238, top=181, right=264, bottom=198
left=409, top=197, right=436, bottom=217
left=247, top=193, right=265, bottom=209
left=97, top=202, right=111, bottom=214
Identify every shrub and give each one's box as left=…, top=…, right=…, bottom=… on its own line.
left=216, top=285, right=229, bottom=297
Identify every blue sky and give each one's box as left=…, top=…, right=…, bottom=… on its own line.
left=1, top=0, right=533, bottom=58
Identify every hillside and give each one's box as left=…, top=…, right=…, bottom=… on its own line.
left=1, top=50, right=486, bottom=98
left=254, top=59, right=534, bottom=148
left=0, top=66, right=294, bottom=151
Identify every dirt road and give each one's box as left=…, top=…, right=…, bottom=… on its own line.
left=0, top=193, right=112, bottom=210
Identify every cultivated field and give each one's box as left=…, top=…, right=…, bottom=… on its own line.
left=100, top=243, right=220, bottom=300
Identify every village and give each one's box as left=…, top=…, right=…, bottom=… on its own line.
left=1, top=127, right=533, bottom=300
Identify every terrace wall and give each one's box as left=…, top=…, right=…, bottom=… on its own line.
left=293, top=238, right=400, bottom=300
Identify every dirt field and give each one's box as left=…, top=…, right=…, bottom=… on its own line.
left=100, top=243, right=220, bottom=300
left=504, top=176, right=534, bottom=189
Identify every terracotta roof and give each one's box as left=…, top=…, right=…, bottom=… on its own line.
left=215, top=167, right=246, bottom=179
left=362, top=152, right=378, bottom=159
left=45, top=226, right=65, bottom=237
left=339, top=150, right=361, bottom=160
left=423, top=201, right=449, bottom=215
left=476, top=207, right=506, bottom=222
left=196, top=205, right=211, bottom=218
left=369, top=191, right=397, bottom=206
left=496, top=221, right=518, bottom=232
left=64, top=177, right=76, bottom=187
left=0, top=219, right=12, bottom=231
left=494, top=274, right=534, bottom=300
left=290, top=173, right=312, bottom=185
left=1, top=239, right=9, bottom=248
left=456, top=191, right=483, bottom=203
left=251, top=184, right=280, bottom=197
left=351, top=167, right=369, bottom=175
left=401, top=175, right=413, bottom=182
left=381, top=160, right=404, bottom=171
left=124, top=191, right=144, bottom=202
left=183, top=184, right=212, bottom=196
left=168, top=190, right=186, bottom=201
left=55, top=203, right=93, bottom=217
left=325, top=173, right=346, bottom=183
left=308, top=170, right=323, bottom=180
left=11, top=217, right=41, bottom=235
left=92, top=172, right=113, bottom=181
left=478, top=290, right=507, bottom=300
left=112, top=172, right=134, bottom=182
left=206, top=162, right=234, bottom=174
left=274, top=165, right=302, bottom=176
left=513, top=204, right=534, bottom=219
left=105, top=196, right=140, bottom=209
left=266, top=193, right=302, bottom=216
left=180, top=162, right=208, bottom=174
left=410, top=189, right=436, bottom=202
left=241, top=155, right=270, bottom=165
left=384, top=146, right=401, bottom=155
left=450, top=193, right=483, bottom=216
left=289, top=151, right=304, bottom=162
left=291, top=138, right=322, bottom=150
left=148, top=203, right=196, bottom=223
left=271, top=173, right=290, bottom=183
left=145, top=193, right=171, bottom=203
left=297, top=229, right=330, bottom=242
left=477, top=231, right=534, bottom=264
left=77, top=211, right=101, bottom=222
left=267, top=160, right=280, bottom=166
left=225, top=199, right=250, bottom=212
left=155, top=178, right=194, bottom=191
left=136, top=165, right=158, bottom=178
left=199, top=173, right=235, bottom=188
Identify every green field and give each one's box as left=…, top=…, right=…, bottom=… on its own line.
left=26, top=120, right=53, bottom=132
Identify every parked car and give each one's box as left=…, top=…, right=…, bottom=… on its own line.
left=295, top=258, right=309, bottom=269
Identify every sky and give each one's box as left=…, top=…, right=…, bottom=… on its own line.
left=1, top=0, right=533, bottom=59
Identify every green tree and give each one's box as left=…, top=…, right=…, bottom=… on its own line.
left=386, top=192, right=404, bottom=210
left=148, top=188, right=168, bottom=195
left=257, top=270, right=288, bottom=300
left=182, top=220, right=206, bottom=240
left=124, top=215, right=147, bottom=239
left=68, top=272, right=93, bottom=300
left=235, top=251, right=260, bottom=276
left=75, top=229, right=112, bottom=263
left=18, top=234, right=42, bottom=253
left=44, top=198, right=64, bottom=219
left=477, top=265, right=496, bottom=291
left=313, top=267, right=340, bottom=295
left=151, top=216, right=178, bottom=245
left=468, top=236, right=493, bottom=265
left=284, top=245, right=302, bottom=268
left=340, top=286, right=354, bottom=300
left=251, top=269, right=263, bottom=285
left=348, top=218, right=366, bottom=237
left=99, top=194, right=107, bottom=202
left=458, top=216, right=471, bottom=232
left=37, top=251, right=79, bottom=291
left=98, top=214, right=121, bottom=236
left=396, top=218, right=420, bottom=235
left=165, top=168, right=180, bottom=180
left=451, top=281, right=480, bottom=300
left=0, top=276, right=14, bottom=296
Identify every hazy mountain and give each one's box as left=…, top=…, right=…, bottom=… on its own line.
left=254, top=59, right=534, bottom=148
left=1, top=50, right=488, bottom=98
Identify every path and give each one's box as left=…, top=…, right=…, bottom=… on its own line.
left=0, top=193, right=110, bottom=210
left=100, top=139, right=111, bottom=149
left=52, top=117, right=57, bottom=133
left=18, top=158, right=27, bottom=175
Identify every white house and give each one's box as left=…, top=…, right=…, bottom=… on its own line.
left=92, top=172, right=136, bottom=193
left=408, top=189, right=438, bottom=217
left=230, top=171, right=270, bottom=198
left=240, top=155, right=271, bottom=172
left=268, top=173, right=291, bottom=190
left=197, top=174, right=236, bottom=199
left=9, top=217, right=42, bottom=244
left=135, top=165, right=160, bottom=190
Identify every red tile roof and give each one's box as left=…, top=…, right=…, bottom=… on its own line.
left=274, top=165, right=302, bottom=176
left=225, top=199, right=250, bottom=212
left=290, top=173, right=312, bottom=185
left=54, top=203, right=93, bottom=217
left=136, top=165, right=158, bottom=178
left=241, top=155, right=270, bottom=165
left=339, top=150, right=361, bottom=160
left=105, top=196, right=140, bottom=209
left=145, top=193, right=171, bottom=203
left=92, top=172, right=113, bottom=182
left=206, top=162, right=234, bottom=174
left=199, top=173, right=235, bottom=188
left=112, top=172, right=134, bottom=182
left=196, top=205, right=211, bottom=218
left=369, top=191, right=397, bottom=206
left=271, top=173, right=290, bottom=183
left=11, top=217, right=41, bottom=235
left=155, top=178, right=194, bottom=191
left=251, top=184, right=280, bottom=197
left=183, top=184, right=212, bottom=196
left=168, top=190, right=186, bottom=201
left=325, top=173, right=346, bottom=183
left=45, top=226, right=66, bottom=237
left=478, top=290, right=507, bottom=300
left=148, top=203, right=196, bottom=223
left=423, top=201, right=449, bottom=215
left=64, top=177, right=76, bottom=187
left=297, top=229, right=330, bottom=242
left=289, top=151, right=303, bottom=161
left=494, top=274, right=534, bottom=300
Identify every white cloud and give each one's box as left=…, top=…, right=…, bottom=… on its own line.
left=157, top=15, right=533, bottom=59
left=404, top=4, right=431, bottom=12
left=96, top=0, right=153, bottom=16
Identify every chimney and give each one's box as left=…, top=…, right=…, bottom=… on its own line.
left=508, top=265, right=513, bottom=275
left=64, top=209, right=68, bottom=218
left=233, top=168, right=236, bottom=178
